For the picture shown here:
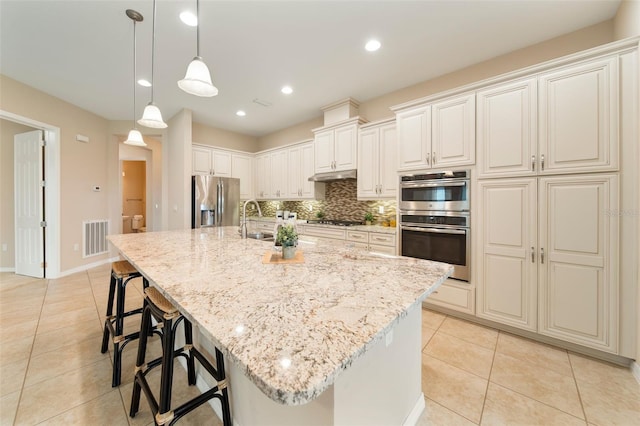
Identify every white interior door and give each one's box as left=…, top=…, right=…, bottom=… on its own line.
left=14, top=130, right=44, bottom=278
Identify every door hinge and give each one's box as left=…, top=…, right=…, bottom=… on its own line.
left=40, top=262, right=47, bottom=268
left=41, top=180, right=47, bottom=187
left=41, top=139, right=47, bottom=147
left=40, top=221, right=47, bottom=227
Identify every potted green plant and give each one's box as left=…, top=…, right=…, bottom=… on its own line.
left=316, top=211, right=325, bottom=220
left=276, top=224, right=299, bottom=259
left=364, top=212, right=374, bottom=225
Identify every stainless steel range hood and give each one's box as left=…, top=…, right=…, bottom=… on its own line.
left=308, top=169, right=357, bottom=182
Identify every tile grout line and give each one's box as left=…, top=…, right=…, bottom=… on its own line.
left=567, top=351, right=589, bottom=424
left=477, top=330, right=500, bottom=425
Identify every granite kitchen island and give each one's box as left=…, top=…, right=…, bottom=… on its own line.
left=108, top=227, right=452, bottom=425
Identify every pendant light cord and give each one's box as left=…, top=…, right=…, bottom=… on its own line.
left=132, top=18, right=137, bottom=129
left=151, top=0, right=156, bottom=103
left=196, top=0, right=200, bottom=57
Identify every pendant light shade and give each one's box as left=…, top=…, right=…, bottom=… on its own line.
left=178, top=0, right=218, bottom=97
left=138, top=102, right=167, bottom=128
left=178, top=56, right=218, bottom=97
left=124, top=9, right=147, bottom=147
left=138, top=0, right=167, bottom=128
left=125, top=129, right=146, bottom=146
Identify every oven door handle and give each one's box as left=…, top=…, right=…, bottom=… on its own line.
left=400, top=181, right=466, bottom=189
left=402, top=226, right=467, bottom=235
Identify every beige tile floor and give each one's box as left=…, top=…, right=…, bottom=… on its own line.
left=1, top=267, right=639, bottom=425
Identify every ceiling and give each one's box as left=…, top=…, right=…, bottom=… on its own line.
left=0, top=0, right=621, bottom=137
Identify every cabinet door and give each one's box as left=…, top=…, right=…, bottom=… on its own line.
left=212, top=150, right=232, bottom=177
left=255, top=154, right=271, bottom=199
left=287, top=146, right=302, bottom=199
left=378, top=123, right=397, bottom=197
left=538, top=174, right=618, bottom=353
left=431, top=93, right=475, bottom=167
left=396, top=106, right=430, bottom=170
left=357, top=128, right=379, bottom=198
left=192, top=146, right=213, bottom=175
left=539, top=57, right=618, bottom=174
left=314, top=130, right=334, bottom=173
left=477, top=179, right=537, bottom=331
left=300, top=143, right=318, bottom=198
left=231, top=154, right=253, bottom=199
left=334, top=124, right=357, bottom=171
left=270, top=150, right=288, bottom=198
left=477, top=78, right=537, bottom=178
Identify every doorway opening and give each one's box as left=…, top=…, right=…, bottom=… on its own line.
left=121, top=160, right=147, bottom=234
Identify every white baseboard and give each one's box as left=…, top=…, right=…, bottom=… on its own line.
left=403, top=392, right=426, bottom=426
left=0, top=267, right=16, bottom=273
left=632, top=361, right=640, bottom=385
left=55, top=256, right=119, bottom=278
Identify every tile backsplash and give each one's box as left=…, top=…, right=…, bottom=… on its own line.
left=250, top=180, right=396, bottom=223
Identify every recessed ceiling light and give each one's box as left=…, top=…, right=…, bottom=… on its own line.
left=137, top=79, right=151, bottom=87
left=180, top=11, right=197, bottom=27
left=281, top=86, right=293, bottom=95
left=365, top=39, right=381, bottom=52
left=236, top=110, right=246, bottom=117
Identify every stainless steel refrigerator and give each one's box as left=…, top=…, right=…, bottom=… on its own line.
left=191, top=176, right=240, bottom=228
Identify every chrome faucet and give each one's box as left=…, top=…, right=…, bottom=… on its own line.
left=240, top=199, right=262, bottom=239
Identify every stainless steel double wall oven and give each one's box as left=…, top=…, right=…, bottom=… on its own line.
left=399, top=170, right=470, bottom=281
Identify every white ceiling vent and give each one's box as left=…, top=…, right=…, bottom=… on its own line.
left=253, top=98, right=272, bottom=107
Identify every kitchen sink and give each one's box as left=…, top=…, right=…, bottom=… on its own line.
left=246, top=232, right=274, bottom=241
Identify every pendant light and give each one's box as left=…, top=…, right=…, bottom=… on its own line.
left=138, top=0, right=167, bottom=128
left=178, top=0, right=218, bottom=97
left=125, top=9, right=146, bottom=146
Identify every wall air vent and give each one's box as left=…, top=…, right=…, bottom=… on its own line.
left=83, top=219, right=109, bottom=257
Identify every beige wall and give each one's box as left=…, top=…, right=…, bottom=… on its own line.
left=0, top=119, right=38, bottom=270
left=257, top=116, right=324, bottom=152
left=192, top=121, right=258, bottom=152
left=614, top=0, right=640, bottom=39
left=0, top=75, right=111, bottom=273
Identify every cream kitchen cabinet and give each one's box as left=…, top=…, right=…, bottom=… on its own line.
left=424, top=279, right=475, bottom=315
left=538, top=56, right=618, bottom=174
left=395, top=92, right=475, bottom=171
left=478, top=56, right=619, bottom=178
left=345, top=229, right=397, bottom=255
left=269, top=149, right=288, bottom=198
left=287, top=142, right=325, bottom=200
left=313, top=119, right=360, bottom=173
left=357, top=120, right=397, bottom=199
left=192, top=145, right=232, bottom=177
left=255, top=154, right=270, bottom=199
left=477, top=78, right=538, bottom=178
left=476, top=175, right=619, bottom=353
left=231, top=153, right=253, bottom=199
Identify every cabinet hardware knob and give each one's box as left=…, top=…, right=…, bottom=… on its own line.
left=531, top=247, right=535, bottom=263
left=531, top=155, right=536, bottom=171
left=541, top=154, right=545, bottom=171
left=432, top=152, right=436, bottom=164
left=540, top=247, right=544, bottom=264
left=426, top=152, right=431, bottom=165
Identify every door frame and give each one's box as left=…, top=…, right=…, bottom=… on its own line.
left=1, top=109, right=60, bottom=278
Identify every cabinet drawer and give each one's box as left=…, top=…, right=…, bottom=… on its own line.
left=424, top=279, right=475, bottom=314
left=303, top=227, right=346, bottom=240
left=253, top=221, right=275, bottom=233
left=346, top=230, right=368, bottom=242
left=369, top=244, right=396, bottom=255
left=368, top=232, right=396, bottom=247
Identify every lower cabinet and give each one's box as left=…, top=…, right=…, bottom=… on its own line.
left=346, top=230, right=397, bottom=255
left=476, top=175, right=619, bottom=353
left=424, top=279, right=475, bottom=315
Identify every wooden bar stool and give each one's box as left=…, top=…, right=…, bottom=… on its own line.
left=100, top=259, right=148, bottom=387
left=130, top=287, right=231, bottom=426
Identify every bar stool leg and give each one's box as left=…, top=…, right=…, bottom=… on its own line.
left=158, top=315, right=176, bottom=419
left=100, top=273, right=117, bottom=353
left=184, top=320, right=196, bottom=386
left=130, top=300, right=152, bottom=417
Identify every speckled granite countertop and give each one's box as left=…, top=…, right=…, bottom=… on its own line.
left=107, top=227, right=451, bottom=405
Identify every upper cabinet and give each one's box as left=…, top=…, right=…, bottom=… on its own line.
left=478, top=56, right=619, bottom=178
left=255, top=141, right=325, bottom=201
left=538, top=56, right=618, bottom=174
left=231, top=153, right=253, bottom=200
left=395, top=93, right=475, bottom=172
left=357, top=120, right=397, bottom=199
left=192, top=144, right=232, bottom=176
left=477, top=78, right=537, bottom=178
left=313, top=118, right=361, bottom=173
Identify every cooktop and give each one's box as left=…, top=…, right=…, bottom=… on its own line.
left=306, top=220, right=363, bottom=227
